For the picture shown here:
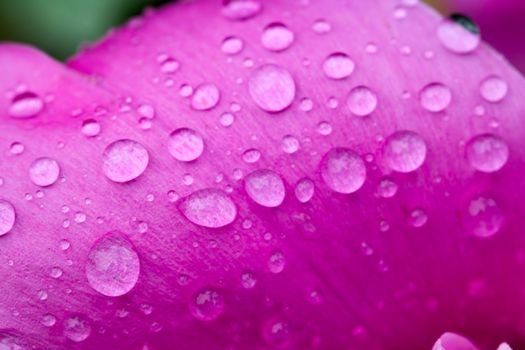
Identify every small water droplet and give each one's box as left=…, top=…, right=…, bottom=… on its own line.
left=262, top=318, right=292, bottom=348
left=190, top=288, right=225, bottom=321
left=42, top=314, right=57, bottom=327
left=168, top=128, right=205, bottom=162
left=377, top=178, right=398, bottom=198
left=9, top=92, right=44, bottom=118
left=463, top=194, right=504, bottom=238
left=317, top=121, right=332, bottom=135
left=312, top=19, right=331, bottom=34
left=86, top=233, right=140, bottom=297
left=420, top=83, right=452, bottom=112
left=320, top=148, right=366, bottom=194
left=282, top=135, right=300, bottom=154
left=323, top=53, right=355, bottom=80
left=102, top=139, right=149, bottom=183
left=241, top=271, right=257, bottom=289
left=268, top=251, right=286, bottom=273
left=0, top=200, right=15, bottom=236
left=221, top=36, right=244, bottom=55
left=437, top=15, right=480, bottom=54
left=9, top=142, right=24, bottom=155
left=466, top=134, right=509, bottom=173
left=192, top=83, right=220, bottom=111
left=179, top=189, right=237, bottom=228
left=222, top=0, right=262, bottom=20
left=347, top=86, right=378, bottom=116
left=480, top=76, right=508, bottom=103
left=245, top=169, right=286, bottom=207
left=160, top=58, right=180, bottom=74
left=242, top=149, right=261, bottom=164
left=63, top=314, right=91, bottom=342
left=249, top=64, right=295, bottom=112
left=50, top=267, right=63, bottom=278
left=29, top=158, right=60, bottom=187
left=383, top=131, right=427, bottom=173
left=261, top=23, right=294, bottom=51
left=81, top=119, right=101, bottom=137
left=295, top=178, right=315, bottom=203
left=408, top=209, right=428, bottom=228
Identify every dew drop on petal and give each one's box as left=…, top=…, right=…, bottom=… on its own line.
left=245, top=169, right=286, bottom=208
left=29, top=158, right=60, bottom=187
left=347, top=86, right=378, bottom=116
left=221, top=36, right=244, bottom=55
left=268, top=251, right=286, bottom=273
left=168, top=128, right=205, bottom=162
left=465, top=134, right=509, bottom=173
left=42, top=314, right=57, bottom=327
left=63, top=315, right=91, bottom=342
left=463, top=195, right=504, bottom=238
left=10, top=142, right=24, bottom=155
left=432, top=332, right=478, bottom=350
left=320, top=148, right=366, bottom=194
left=261, top=23, right=294, bottom=52
left=241, top=271, right=257, bottom=289
left=377, top=177, right=398, bottom=198
left=312, top=19, right=331, bottom=34
left=102, top=139, right=149, bottom=183
left=179, top=189, right=237, bottom=228
left=420, top=83, right=452, bottom=112
left=81, top=119, right=101, bottom=137
left=9, top=92, right=44, bottom=119
left=0, top=200, right=15, bottom=236
left=242, top=149, right=261, bottom=164
left=222, top=0, right=262, bottom=20
left=86, top=233, right=140, bottom=297
left=262, top=318, right=292, bottom=348
left=480, top=76, right=508, bottom=103
left=323, top=53, right=355, bottom=80
left=282, top=135, right=300, bottom=154
left=190, top=288, right=225, bottom=321
left=408, top=209, right=428, bottom=228
left=191, top=83, right=220, bottom=111
left=295, top=178, right=315, bottom=203
left=383, top=131, right=427, bottom=173
left=437, top=15, right=480, bottom=54
left=248, top=64, right=296, bottom=112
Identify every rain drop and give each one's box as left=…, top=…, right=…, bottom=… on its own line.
left=437, top=15, right=480, bottom=54
left=420, top=83, right=452, bottom=112
left=9, top=92, right=44, bottom=118
left=323, top=53, right=355, bottom=80
left=261, top=23, right=294, bottom=52
left=480, top=76, right=508, bottom=103
left=192, top=83, right=220, bottom=111
left=0, top=200, right=15, bottom=236
left=102, top=139, right=149, bottom=183
left=248, top=64, right=296, bottom=112
left=63, top=314, right=91, bottom=342
left=29, top=158, right=60, bottom=187
left=190, top=288, right=225, bottom=321
left=222, top=0, right=262, bottom=20
left=466, top=134, right=509, bottom=173
left=294, top=178, right=315, bottom=203
left=463, top=195, right=504, bottom=238
left=168, top=128, right=205, bottom=162
left=347, top=86, right=378, bottom=116
left=245, top=169, right=286, bottom=207
left=178, top=189, right=237, bottom=228
left=383, top=131, right=427, bottom=173
left=320, top=148, right=366, bottom=194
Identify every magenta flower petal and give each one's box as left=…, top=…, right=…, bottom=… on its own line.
left=1, top=0, right=525, bottom=349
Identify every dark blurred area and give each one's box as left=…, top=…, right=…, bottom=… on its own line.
left=0, top=0, right=171, bottom=60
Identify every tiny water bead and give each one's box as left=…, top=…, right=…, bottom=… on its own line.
left=245, top=169, right=286, bottom=208
left=480, top=76, right=508, bottom=103
left=465, top=134, right=509, bottom=173
left=463, top=195, right=504, bottom=238
left=312, top=19, right=331, bottom=34
left=10, top=142, right=24, bottom=155
left=377, top=177, right=398, bottom=198
left=294, top=178, right=315, bottom=203
left=102, top=139, right=149, bottom=183
left=420, top=83, right=452, bottom=112
left=242, top=148, right=261, bottom=164
left=168, top=128, right=205, bottom=162
left=42, top=314, right=57, bottom=327
left=383, top=131, right=427, bottom=173
left=320, top=148, right=366, bottom=194
left=221, top=36, right=244, bottom=55
left=190, top=288, right=225, bottom=321
left=222, top=0, right=262, bottom=20
left=160, top=58, right=180, bottom=74
left=86, top=233, right=141, bottom=297
left=248, top=64, right=296, bottom=112
left=347, top=86, right=378, bottom=116
left=241, top=271, right=257, bottom=289
left=268, top=251, right=286, bottom=273
left=322, top=53, right=355, bottom=80
left=408, top=209, right=428, bottom=228
left=81, top=119, right=101, bottom=137
left=192, top=83, right=220, bottom=111
left=29, top=157, right=60, bottom=187
left=63, top=314, right=91, bottom=342
left=262, top=318, right=292, bottom=348
left=9, top=91, right=44, bottom=118
left=261, top=23, right=294, bottom=51
left=0, top=200, right=15, bottom=236
left=437, top=15, right=480, bottom=54
left=178, top=188, right=237, bottom=228
left=282, top=135, right=300, bottom=154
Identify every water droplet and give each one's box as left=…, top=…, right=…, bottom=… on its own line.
left=50, top=267, right=63, bottom=278
left=42, top=314, right=57, bottom=327
left=86, top=233, right=140, bottom=297
left=63, top=314, right=91, bottom=342
left=179, top=189, right=237, bottom=228
left=420, top=83, right=452, bottom=112
left=168, top=128, right=204, bottom=162
left=437, top=15, right=480, bottom=54
left=377, top=178, right=398, bottom=198
left=268, top=251, right=286, bottom=273
left=282, top=135, right=300, bottom=154
left=480, top=76, right=508, bottom=103
left=248, top=64, right=295, bottom=112
left=432, top=332, right=477, bottom=350
left=137, top=104, right=155, bottom=119
left=242, top=149, right=261, bottom=164
left=466, top=134, right=509, bottom=173
left=9, top=92, right=44, bottom=118
left=192, top=83, right=220, bottom=111
left=190, top=288, right=225, bottom=321
left=312, top=19, right=331, bottom=34
left=408, top=209, right=428, bottom=228
left=383, top=131, right=427, bottom=173
left=497, top=343, right=513, bottom=350
left=261, top=23, right=294, bottom=51
left=295, top=178, right=315, bottom=203
left=220, top=112, right=235, bottom=127
left=160, top=58, right=180, bottom=74
left=463, top=194, right=504, bottom=238
left=262, top=318, right=292, bottom=348
left=245, top=169, right=286, bottom=207
left=221, top=36, right=244, bottom=55
left=29, top=158, right=60, bottom=187
left=102, top=139, right=149, bottom=183
left=323, top=53, right=355, bottom=80
left=81, top=119, right=101, bottom=137
left=347, top=86, right=378, bottom=116
left=0, top=200, right=15, bottom=236
left=9, top=142, right=24, bottom=155
left=320, top=148, right=366, bottom=194
left=241, top=271, right=257, bottom=289
left=317, top=121, right=332, bottom=136
left=222, top=0, right=262, bottom=20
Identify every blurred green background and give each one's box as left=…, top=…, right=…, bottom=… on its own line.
left=0, top=0, right=442, bottom=61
